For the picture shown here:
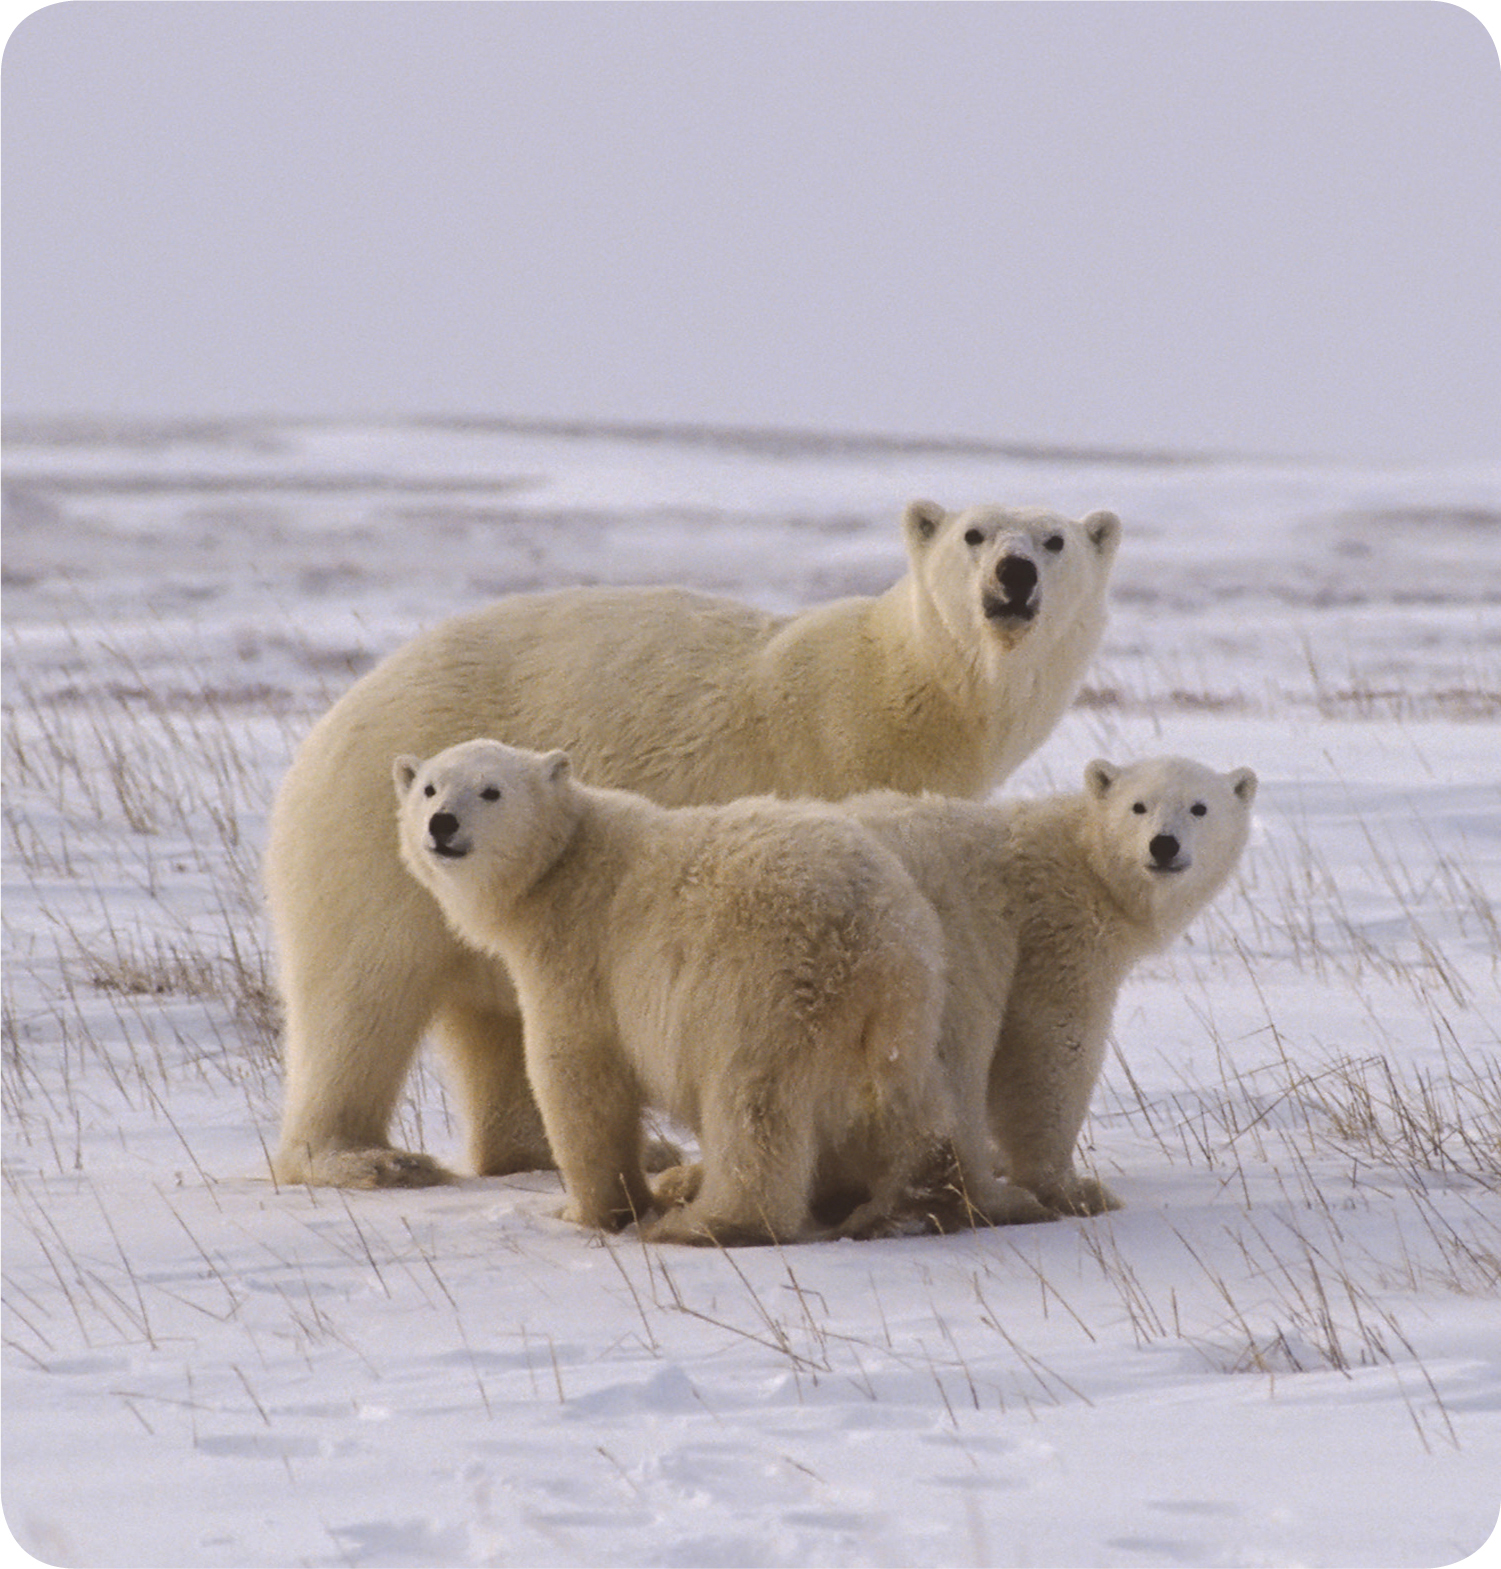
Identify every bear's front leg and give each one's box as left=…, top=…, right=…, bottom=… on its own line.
left=524, top=1022, right=655, bottom=1230
left=988, top=996, right=1121, bottom=1216
left=641, top=1076, right=815, bottom=1245
left=935, top=1017, right=1057, bottom=1228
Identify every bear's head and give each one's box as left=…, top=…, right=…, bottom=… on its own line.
left=903, top=501, right=1122, bottom=660
left=1081, top=754, right=1257, bottom=940
left=392, top=739, right=576, bottom=925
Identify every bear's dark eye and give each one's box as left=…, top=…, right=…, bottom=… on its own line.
left=963, top=527, right=985, bottom=547
left=423, top=783, right=436, bottom=798
left=1132, top=802, right=1147, bottom=815
left=480, top=787, right=501, bottom=802
left=1190, top=802, right=1207, bottom=817
left=1043, top=534, right=1065, bottom=553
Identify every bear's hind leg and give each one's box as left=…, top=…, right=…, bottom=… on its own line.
left=644, top=1079, right=815, bottom=1246
left=433, top=997, right=555, bottom=1175
left=272, top=963, right=453, bottom=1189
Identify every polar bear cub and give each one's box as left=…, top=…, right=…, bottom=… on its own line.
left=394, top=738, right=979, bottom=1245
left=269, top=500, right=1122, bottom=1190
left=849, top=756, right=1257, bottom=1218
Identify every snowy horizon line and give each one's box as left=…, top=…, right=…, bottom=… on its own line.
left=1, top=409, right=1274, bottom=468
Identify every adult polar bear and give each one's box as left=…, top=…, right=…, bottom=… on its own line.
left=266, top=500, right=1122, bottom=1188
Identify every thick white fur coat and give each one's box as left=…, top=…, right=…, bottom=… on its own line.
left=266, top=501, right=1120, bottom=1187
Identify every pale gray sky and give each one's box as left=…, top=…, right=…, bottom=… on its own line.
left=4, top=1, right=1499, bottom=462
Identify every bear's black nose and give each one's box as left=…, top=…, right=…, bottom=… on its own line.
left=996, top=555, right=1038, bottom=605
left=1149, top=833, right=1180, bottom=867
left=429, top=811, right=460, bottom=844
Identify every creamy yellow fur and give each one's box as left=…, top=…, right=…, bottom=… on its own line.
left=266, top=501, right=1120, bottom=1187
left=392, top=740, right=954, bottom=1246
left=848, top=756, right=1256, bottom=1216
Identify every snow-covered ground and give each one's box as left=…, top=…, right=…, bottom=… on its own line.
left=3, top=418, right=1498, bottom=1568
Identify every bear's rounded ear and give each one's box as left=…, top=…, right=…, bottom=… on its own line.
left=903, top=499, right=947, bottom=550
left=1084, top=759, right=1119, bottom=799
left=393, top=756, right=421, bottom=798
left=1082, top=510, right=1122, bottom=557
left=1228, top=767, right=1258, bottom=805
left=542, top=750, right=572, bottom=785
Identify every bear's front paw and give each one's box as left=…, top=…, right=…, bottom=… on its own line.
left=866, top=1180, right=1057, bottom=1237
left=640, top=1207, right=781, bottom=1247
left=971, top=1184, right=1057, bottom=1226
left=826, top=1198, right=934, bottom=1241
left=561, top=1168, right=658, bottom=1232
left=368, top=1150, right=458, bottom=1188
left=1024, top=1172, right=1122, bottom=1216
left=561, top=1199, right=644, bottom=1232
left=274, top=1145, right=457, bottom=1190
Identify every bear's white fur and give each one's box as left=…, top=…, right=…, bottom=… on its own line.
left=266, top=500, right=1121, bottom=1188
left=846, top=756, right=1256, bottom=1218
left=391, top=739, right=972, bottom=1245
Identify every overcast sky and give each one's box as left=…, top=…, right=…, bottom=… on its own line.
left=4, top=2, right=1499, bottom=463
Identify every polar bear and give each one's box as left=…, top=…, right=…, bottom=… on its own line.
left=267, top=500, right=1121, bottom=1189
left=389, top=738, right=1022, bottom=1245
left=842, top=755, right=1257, bottom=1219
